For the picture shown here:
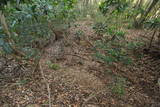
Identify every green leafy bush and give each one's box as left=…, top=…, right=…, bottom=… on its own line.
left=127, top=41, right=144, bottom=50
left=111, top=77, right=126, bottom=96
left=93, top=27, right=132, bottom=66
left=46, top=60, right=60, bottom=70
left=49, top=63, right=60, bottom=70
left=0, top=0, right=77, bottom=59
left=75, top=30, right=84, bottom=38
left=99, top=0, right=130, bottom=15
left=94, top=46, right=132, bottom=65
left=144, top=17, right=160, bottom=29
left=93, top=22, right=108, bottom=35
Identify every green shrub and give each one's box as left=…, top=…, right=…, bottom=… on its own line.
left=99, top=0, right=130, bottom=15
left=93, top=27, right=132, bottom=66
left=0, top=0, right=77, bottom=59
left=111, top=77, right=126, bottom=96
left=93, top=22, right=108, bottom=35
left=127, top=41, right=144, bottom=50
left=46, top=60, right=60, bottom=70
left=115, top=30, right=126, bottom=38
left=75, top=30, right=84, bottom=38
left=16, top=79, right=28, bottom=85
left=49, top=63, right=60, bottom=70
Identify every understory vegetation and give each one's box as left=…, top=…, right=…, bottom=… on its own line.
left=0, top=0, right=160, bottom=106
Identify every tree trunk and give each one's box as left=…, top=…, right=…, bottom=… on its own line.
left=134, top=0, right=159, bottom=28
left=136, top=0, right=143, bottom=8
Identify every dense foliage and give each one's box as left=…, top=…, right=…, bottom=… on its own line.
left=99, top=0, right=130, bottom=14
left=0, top=0, right=159, bottom=60
left=0, top=0, right=77, bottom=59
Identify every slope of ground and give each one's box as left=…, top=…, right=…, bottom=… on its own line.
left=0, top=20, right=159, bottom=107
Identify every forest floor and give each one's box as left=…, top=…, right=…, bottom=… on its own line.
left=0, top=20, right=160, bottom=107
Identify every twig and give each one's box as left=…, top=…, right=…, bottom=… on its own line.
left=66, top=53, right=88, bottom=60
left=39, top=63, right=52, bottom=107
left=50, top=53, right=89, bottom=60
left=82, top=89, right=107, bottom=107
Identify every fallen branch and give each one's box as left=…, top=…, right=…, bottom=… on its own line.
left=50, top=53, right=89, bottom=61
left=66, top=53, right=89, bottom=60
left=82, top=88, right=107, bottom=107
left=39, top=62, right=52, bottom=107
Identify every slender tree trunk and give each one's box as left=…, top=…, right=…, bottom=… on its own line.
left=134, top=0, right=159, bottom=28
left=136, top=0, right=143, bottom=8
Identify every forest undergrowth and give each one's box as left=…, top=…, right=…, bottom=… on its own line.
left=0, top=19, right=160, bottom=107
left=0, top=0, right=160, bottom=107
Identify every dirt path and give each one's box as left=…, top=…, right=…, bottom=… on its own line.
left=38, top=21, right=108, bottom=106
